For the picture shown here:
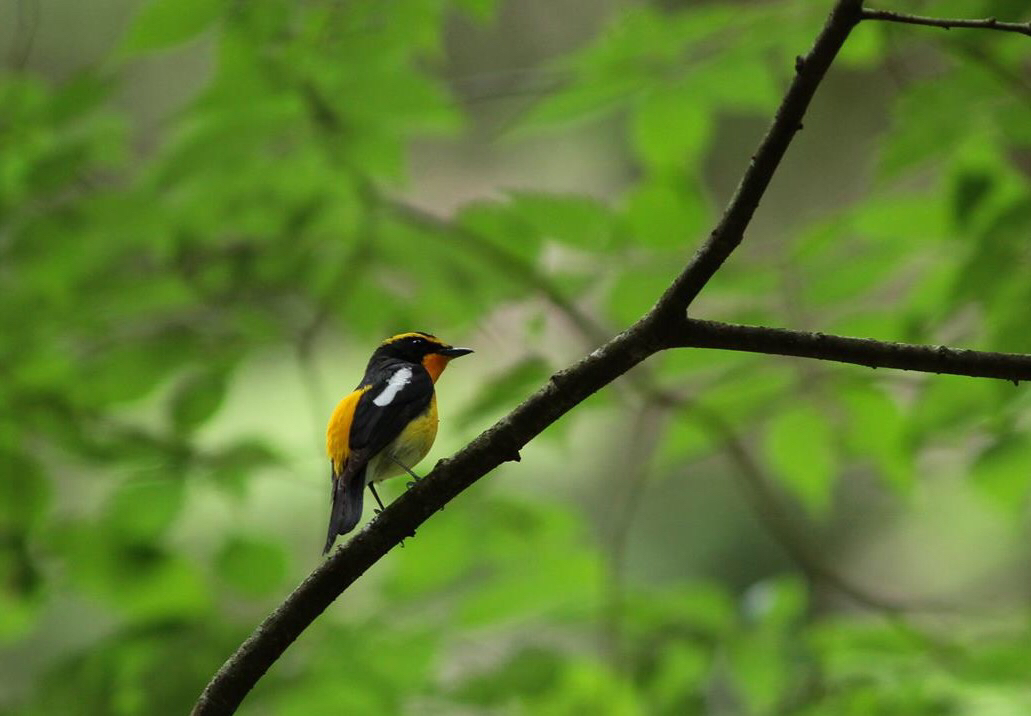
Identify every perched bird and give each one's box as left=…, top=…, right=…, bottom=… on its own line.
left=323, top=332, right=473, bottom=554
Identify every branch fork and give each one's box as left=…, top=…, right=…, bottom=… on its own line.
left=192, top=1, right=1031, bottom=713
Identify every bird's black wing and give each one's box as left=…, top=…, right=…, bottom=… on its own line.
left=323, top=361, right=434, bottom=553
left=350, top=360, right=434, bottom=457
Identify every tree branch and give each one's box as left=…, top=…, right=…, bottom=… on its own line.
left=657, top=0, right=863, bottom=314
left=670, top=319, right=1031, bottom=383
left=383, top=199, right=918, bottom=616
left=862, top=9, right=1031, bottom=37
left=192, top=2, right=866, bottom=712
left=191, top=320, right=664, bottom=715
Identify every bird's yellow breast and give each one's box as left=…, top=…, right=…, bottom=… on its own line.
left=368, top=394, right=438, bottom=483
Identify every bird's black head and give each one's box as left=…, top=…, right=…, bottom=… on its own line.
left=370, top=332, right=473, bottom=379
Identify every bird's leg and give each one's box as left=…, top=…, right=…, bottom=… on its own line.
left=369, top=483, right=386, bottom=514
left=387, top=455, right=424, bottom=489
left=383, top=456, right=424, bottom=547
left=370, top=481, right=407, bottom=547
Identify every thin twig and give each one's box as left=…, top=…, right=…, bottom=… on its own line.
left=862, top=9, right=1031, bottom=37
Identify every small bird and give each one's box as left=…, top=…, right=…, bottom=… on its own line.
left=323, top=331, right=473, bottom=554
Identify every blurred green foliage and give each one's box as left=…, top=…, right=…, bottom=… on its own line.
left=2, top=0, right=1031, bottom=714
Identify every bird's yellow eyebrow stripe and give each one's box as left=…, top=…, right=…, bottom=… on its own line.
left=383, top=331, right=438, bottom=345
left=326, top=385, right=370, bottom=474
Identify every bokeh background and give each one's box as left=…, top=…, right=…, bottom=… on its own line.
left=3, top=0, right=1031, bottom=713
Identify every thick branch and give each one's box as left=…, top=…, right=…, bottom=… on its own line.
left=673, top=319, right=1031, bottom=383
left=657, top=0, right=863, bottom=314
left=862, top=9, right=1031, bottom=37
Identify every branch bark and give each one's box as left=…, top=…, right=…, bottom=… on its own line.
left=862, top=9, right=1031, bottom=37
left=672, top=319, right=1031, bottom=383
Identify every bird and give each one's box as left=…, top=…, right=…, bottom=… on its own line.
left=323, top=331, right=473, bottom=554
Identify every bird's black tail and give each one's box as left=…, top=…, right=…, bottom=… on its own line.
left=323, top=463, right=366, bottom=554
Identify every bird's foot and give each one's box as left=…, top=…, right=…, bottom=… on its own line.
left=388, top=455, right=423, bottom=488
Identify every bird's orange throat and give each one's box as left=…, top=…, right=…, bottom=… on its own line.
left=422, top=353, right=450, bottom=383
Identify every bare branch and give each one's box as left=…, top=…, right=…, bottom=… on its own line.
left=862, top=9, right=1031, bottom=37
left=658, top=0, right=863, bottom=314
left=672, top=319, right=1031, bottom=383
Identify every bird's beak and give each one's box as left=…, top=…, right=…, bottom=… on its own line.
left=440, top=346, right=474, bottom=358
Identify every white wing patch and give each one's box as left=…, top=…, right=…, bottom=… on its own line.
left=373, top=367, right=413, bottom=407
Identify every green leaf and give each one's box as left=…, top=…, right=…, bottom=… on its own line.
left=763, top=405, right=837, bottom=515
left=657, top=415, right=715, bottom=467
left=623, top=178, right=707, bottom=248
left=837, top=22, right=885, bottom=68
left=121, top=0, right=226, bottom=54
left=453, top=0, right=496, bottom=22
left=458, top=357, right=551, bottom=429
left=631, top=86, right=712, bottom=172
left=850, top=194, right=948, bottom=243
left=56, top=524, right=210, bottom=619
left=743, top=576, right=807, bottom=629
left=506, top=192, right=616, bottom=250
left=106, top=478, right=185, bottom=541
left=648, top=641, right=709, bottom=710
left=169, top=368, right=230, bottom=433
left=910, top=377, right=997, bottom=441
left=843, top=385, right=913, bottom=493
left=508, top=75, right=640, bottom=133
left=454, top=646, right=563, bottom=706
left=216, top=535, right=288, bottom=597
left=0, top=450, right=50, bottom=532
left=455, top=200, right=543, bottom=262
left=606, top=265, right=667, bottom=327
left=727, top=629, right=789, bottom=714
left=686, top=50, right=779, bottom=112
left=879, top=79, right=975, bottom=179
left=0, top=577, right=43, bottom=642
left=970, top=436, right=1031, bottom=512
left=730, top=579, right=807, bottom=713
left=951, top=170, right=994, bottom=231
left=207, top=438, right=281, bottom=495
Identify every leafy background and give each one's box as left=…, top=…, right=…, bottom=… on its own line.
left=2, top=0, right=1031, bottom=713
